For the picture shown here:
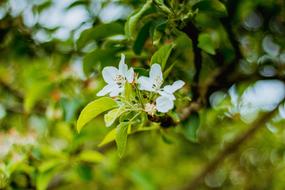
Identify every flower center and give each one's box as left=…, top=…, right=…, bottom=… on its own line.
left=153, top=77, right=163, bottom=90
left=114, top=74, right=125, bottom=85
left=144, top=103, right=156, bottom=116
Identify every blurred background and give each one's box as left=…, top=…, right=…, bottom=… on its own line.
left=0, top=0, right=285, bottom=189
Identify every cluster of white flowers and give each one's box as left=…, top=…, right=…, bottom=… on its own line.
left=97, top=54, right=185, bottom=114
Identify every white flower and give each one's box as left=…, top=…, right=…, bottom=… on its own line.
left=97, top=54, right=134, bottom=97
left=137, top=64, right=163, bottom=92
left=156, top=80, right=185, bottom=113
left=137, top=63, right=185, bottom=113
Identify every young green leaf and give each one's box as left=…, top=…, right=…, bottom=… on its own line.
left=115, top=122, right=130, bottom=158
left=150, top=43, right=174, bottom=70
left=125, top=0, right=152, bottom=39
left=78, top=150, right=105, bottom=163
left=181, top=112, right=200, bottom=143
left=104, top=107, right=127, bottom=127
left=198, top=33, right=216, bottom=55
left=77, top=97, right=118, bottom=132
left=98, top=128, right=116, bottom=147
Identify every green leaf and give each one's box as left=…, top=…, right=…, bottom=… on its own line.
left=24, top=81, right=51, bottom=113
left=98, top=124, right=157, bottom=147
left=83, top=48, right=117, bottom=76
left=78, top=150, right=105, bottom=163
left=77, top=22, right=124, bottom=49
left=193, top=0, right=227, bottom=17
left=134, top=68, right=149, bottom=76
left=133, top=21, right=152, bottom=55
left=198, top=33, right=216, bottom=55
left=163, top=61, right=176, bottom=79
left=115, top=122, right=130, bottom=158
left=75, top=164, right=93, bottom=181
left=125, top=0, right=153, bottom=39
left=36, top=172, right=55, bottom=190
left=36, top=159, right=65, bottom=190
left=38, top=159, right=63, bottom=173
left=150, top=44, right=174, bottom=70
left=98, top=128, right=117, bottom=147
left=104, top=107, right=127, bottom=127
left=77, top=97, right=118, bottom=132
left=151, top=18, right=167, bottom=46
left=181, top=112, right=200, bottom=143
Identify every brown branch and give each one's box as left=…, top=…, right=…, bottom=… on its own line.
left=0, top=78, right=24, bottom=100
left=182, top=102, right=281, bottom=190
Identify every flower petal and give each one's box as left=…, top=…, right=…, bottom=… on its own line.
left=156, top=96, right=174, bottom=113
left=137, top=76, right=155, bottom=91
left=102, top=67, right=119, bottom=84
left=150, top=63, right=163, bottom=82
left=126, top=67, right=134, bottom=83
left=109, top=86, right=122, bottom=97
left=158, top=90, right=176, bottom=100
left=119, top=54, right=128, bottom=75
left=96, top=84, right=115, bottom=96
left=163, top=80, right=185, bottom=93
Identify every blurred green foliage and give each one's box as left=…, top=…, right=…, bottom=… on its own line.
left=0, top=0, right=285, bottom=189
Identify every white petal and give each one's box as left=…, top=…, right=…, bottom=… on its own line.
left=137, top=76, right=155, bottom=91
left=150, top=64, right=163, bottom=82
left=126, top=67, right=134, bottom=83
left=102, top=67, right=119, bottom=84
left=158, top=90, right=176, bottom=100
left=119, top=54, right=128, bottom=76
left=163, top=80, right=185, bottom=93
left=109, top=86, right=122, bottom=97
left=97, top=84, right=115, bottom=96
left=156, top=96, right=174, bottom=113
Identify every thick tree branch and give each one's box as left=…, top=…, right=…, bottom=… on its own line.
left=181, top=22, right=202, bottom=102
left=182, top=102, right=282, bottom=190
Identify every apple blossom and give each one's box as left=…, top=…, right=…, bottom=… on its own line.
left=97, top=54, right=134, bottom=97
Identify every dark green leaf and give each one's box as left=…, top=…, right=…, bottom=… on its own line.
left=193, top=0, right=227, bottom=17
left=133, top=21, right=152, bottom=55
left=134, top=68, right=149, bottom=76
left=77, top=22, right=124, bottom=49
left=125, top=0, right=153, bottom=39
left=76, top=164, right=93, bottom=181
